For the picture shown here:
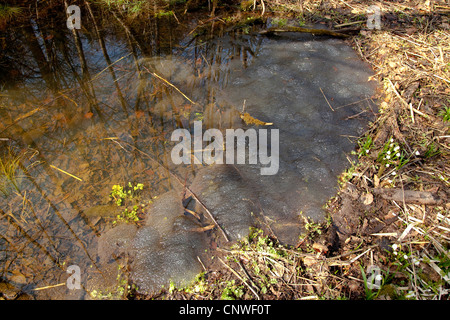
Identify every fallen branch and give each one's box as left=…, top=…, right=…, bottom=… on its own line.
left=218, top=257, right=260, bottom=300
left=259, top=26, right=350, bottom=38
left=372, top=188, right=447, bottom=205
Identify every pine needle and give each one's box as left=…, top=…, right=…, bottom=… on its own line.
left=49, top=165, right=83, bottom=181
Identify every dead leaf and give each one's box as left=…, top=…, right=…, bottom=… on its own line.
left=135, top=110, right=145, bottom=119
left=312, top=242, right=328, bottom=254
left=303, top=256, right=318, bottom=266
left=10, top=271, right=26, bottom=285
left=374, top=175, right=380, bottom=188
left=84, top=112, right=94, bottom=119
left=239, top=112, right=273, bottom=126
left=361, top=192, right=374, bottom=205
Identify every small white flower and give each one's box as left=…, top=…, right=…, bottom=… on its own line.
left=392, top=244, right=398, bottom=251
left=396, top=153, right=401, bottom=157
left=394, top=146, right=400, bottom=151
left=386, top=155, right=390, bottom=159
left=392, top=171, right=396, bottom=176
left=386, top=163, right=390, bottom=167
left=390, top=138, right=394, bottom=143
left=365, top=149, right=370, bottom=154
left=403, top=254, right=408, bottom=260
left=386, top=151, right=391, bottom=155
left=375, top=274, right=383, bottom=282
left=415, top=150, right=420, bottom=156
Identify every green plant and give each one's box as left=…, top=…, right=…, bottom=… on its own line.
left=185, top=272, right=208, bottom=294
left=357, top=135, right=373, bottom=158
left=438, top=105, right=450, bottom=122
left=359, top=264, right=383, bottom=300
left=169, top=280, right=177, bottom=294
left=129, top=0, right=144, bottom=14
left=377, top=137, right=409, bottom=171
left=110, top=184, right=127, bottom=206
left=194, top=112, right=204, bottom=121
left=0, top=4, right=22, bottom=22
left=303, top=217, right=323, bottom=239
left=424, top=142, right=440, bottom=158
left=155, top=10, right=174, bottom=18
left=339, top=162, right=357, bottom=185
left=113, top=205, right=139, bottom=225
left=0, top=148, right=24, bottom=196
left=221, top=280, right=244, bottom=300
left=109, top=182, right=144, bottom=225
left=110, top=182, right=144, bottom=206
left=272, top=17, right=288, bottom=27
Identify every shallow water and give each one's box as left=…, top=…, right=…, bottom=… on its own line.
left=0, top=11, right=376, bottom=298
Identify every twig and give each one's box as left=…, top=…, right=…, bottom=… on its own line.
left=184, top=208, right=201, bottom=220
left=388, top=79, right=430, bottom=120
left=334, top=20, right=365, bottom=28
left=142, top=66, right=198, bottom=106
left=90, top=53, right=132, bottom=82
left=33, top=283, right=66, bottom=291
left=409, top=102, right=415, bottom=124
left=49, top=165, right=82, bottom=181
left=387, top=79, right=409, bottom=109
left=319, top=88, right=335, bottom=112
left=184, top=188, right=230, bottom=242
left=218, top=257, right=260, bottom=300
left=197, top=256, right=207, bottom=272
left=236, top=259, right=261, bottom=295
left=191, top=224, right=216, bottom=232
left=349, top=248, right=372, bottom=264
left=345, top=109, right=366, bottom=120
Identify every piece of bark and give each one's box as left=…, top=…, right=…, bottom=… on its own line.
left=372, top=188, right=446, bottom=205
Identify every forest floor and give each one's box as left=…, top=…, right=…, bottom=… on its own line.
left=140, top=0, right=450, bottom=300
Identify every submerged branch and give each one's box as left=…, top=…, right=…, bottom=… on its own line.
left=259, top=26, right=350, bottom=38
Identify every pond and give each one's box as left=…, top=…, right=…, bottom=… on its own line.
left=0, top=7, right=377, bottom=299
